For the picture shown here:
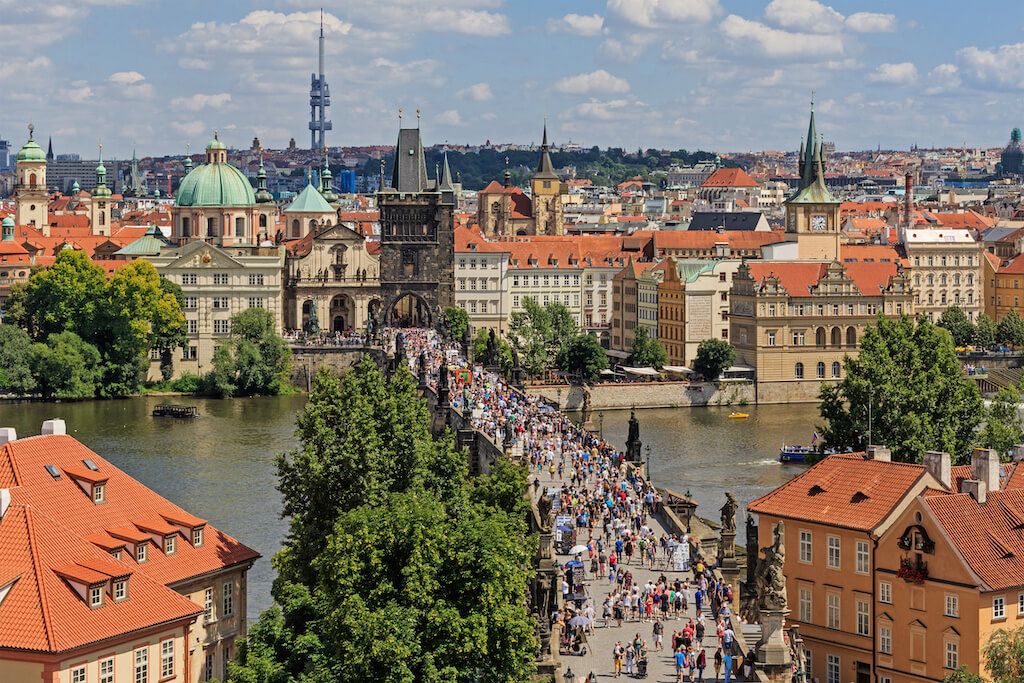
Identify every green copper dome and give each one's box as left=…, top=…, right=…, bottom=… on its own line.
left=206, top=133, right=226, bottom=151
left=17, top=138, right=45, bottom=162
left=175, top=162, right=256, bottom=207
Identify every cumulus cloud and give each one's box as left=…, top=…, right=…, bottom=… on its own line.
left=436, top=109, right=463, bottom=126
left=108, top=71, right=146, bottom=85
left=171, top=93, right=233, bottom=111
left=866, top=62, right=919, bottom=85
left=763, top=0, right=843, bottom=33
left=0, top=56, right=53, bottom=81
left=599, top=34, right=649, bottom=62
left=957, top=43, right=1024, bottom=89
left=606, top=0, right=721, bottom=28
left=178, top=57, right=212, bottom=70
left=171, top=120, right=207, bottom=139
left=720, top=15, right=844, bottom=58
left=546, top=13, right=606, bottom=36
left=555, top=69, right=631, bottom=95
left=456, top=83, right=494, bottom=101
left=62, top=84, right=94, bottom=104
left=107, top=71, right=153, bottom=98
left=845, top=12, right=897, bottom=33
left=925, top=64, right=961, bottom=94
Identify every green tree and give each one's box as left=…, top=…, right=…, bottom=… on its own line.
left=155, top=277, right=188, bottom=380
left=214, top=308, right=292, bottom=397
left=998, top=310, right=1024, bottom=348
left=981, top=385, right=1024, bottom=459
left=937, top=306, right=976, bottom=347
left=629, top=326, right=668, bottom=368
left=819, top=315, right=984, bottom=464
left=556, top=333, right=609, bottom=383
left=442, top=306, right=470, bottom=341
left=984, top=626, right=1024, bottom=683
left=508, top=297, right=551, bottom=377
left=692, top=338, right=736, bottom=381
left=0, top=324, right=36, bottom=394
left=547, top=301, right=578, bottom=345
left=472, top=329, right=513, bottom=375
left=16, top=250, right=106, bottom=341
left=30, top=331, right=101, bottom=399
left=942, top=665, right=983, bottom=683
left=977, top=313, right=998, bottom=349
left=208, top=343, right=236, bottom=398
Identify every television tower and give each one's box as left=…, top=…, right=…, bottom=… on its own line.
left=308, top=9, right=332, bottom=149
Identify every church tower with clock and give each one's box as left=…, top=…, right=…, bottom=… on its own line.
left=785, top=105, right=841, bottom=260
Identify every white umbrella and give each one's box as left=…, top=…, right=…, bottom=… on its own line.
left=569, top=544, right=588, bottom=555
left=568, top=615, right=592, bottom=626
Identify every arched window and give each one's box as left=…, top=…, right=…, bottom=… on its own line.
left=817, top=362, right=825, bottom=379
left=832, top=361, right=841, bottom=378
left=29, top=173, right=36, bottom=186
left=846, top=327, right=856, bottom=346
left=816, top=327, right=826, bottom=347
left=309, top=219, right=317, bottom=233
left=235, top=216, right=245, bottom=237
left=259, top=214, right=267, bottom=228
left=831, top=327, right=841, bottom=346
left=928, top=274, right=933, bottom=285
left=795, top=362, right=804, bottom=379
left=98, top=212, right=105, bottom=226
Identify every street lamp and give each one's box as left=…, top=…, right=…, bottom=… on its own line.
left=598, top=412, right=604, bottom=440
left=645, top=444, right=652, bottom=481
left=563, top=667, right=576, bottom=683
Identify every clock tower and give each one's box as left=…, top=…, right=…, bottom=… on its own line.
left=785, top=106, right=841, bottom=260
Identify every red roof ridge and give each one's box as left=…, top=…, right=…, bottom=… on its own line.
left=24, top=505, right=56, bottom=651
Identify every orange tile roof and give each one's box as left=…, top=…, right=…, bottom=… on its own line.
left=0, top=501, right=201, bottom=653
left=998, top=253, right=1024, bottom=275
left=0, top=435, right=259, bottom=587
left=700, top=167, right=760, bottom=188
left=653, top=230, right=782, bottom=252
left=748, top=454, right=928, bottom=531
left=745, top=262, right=827, bottom=294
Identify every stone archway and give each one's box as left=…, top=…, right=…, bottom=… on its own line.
left=330, top=294, right=353, bottom=333
left=384, top=292, right=433, bottom=328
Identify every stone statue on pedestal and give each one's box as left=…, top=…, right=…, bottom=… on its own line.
left=625, top=408, right=642, bottom=463
left=757, top=521, right=787, bottom=612
left=485, top=329, right=499, bottom=367
left=538, top=490, right=554, bottom=533
left=418, top=351, right=428, bottom=388
left=720, top=492, right=738, bottom=534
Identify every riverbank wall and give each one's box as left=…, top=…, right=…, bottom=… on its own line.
left=288, top=347, right=385, bottom=390
left=527, top=380, right=755, bottom=411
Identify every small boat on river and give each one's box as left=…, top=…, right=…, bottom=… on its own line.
left=728, top=412, right=749, bottom=419
left=152, top=404, right=199, bottom=418
left=779, top=444, right=815, bottom=463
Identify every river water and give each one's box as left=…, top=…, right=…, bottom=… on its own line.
left=0, top=396, right=819, bottom=620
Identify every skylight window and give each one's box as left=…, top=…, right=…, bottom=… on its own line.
left=83, top=459, right=99, bottom=471
left=45, top=465, right=60, bottom=479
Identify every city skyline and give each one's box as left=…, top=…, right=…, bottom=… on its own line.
left=4, top=0, right=1024, bottom=157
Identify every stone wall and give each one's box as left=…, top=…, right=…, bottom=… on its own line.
left=529, top=381, right=756, bottom=411
left=288, top=347, right=385, bottom=389
left=753, top=379, right=823, bottom=405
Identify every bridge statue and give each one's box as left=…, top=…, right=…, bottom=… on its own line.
left=720, top=492, right=738, bottom=534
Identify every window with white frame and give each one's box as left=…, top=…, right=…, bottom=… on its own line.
left=879, top=625, right=892, bottom=654
left=945, top=641, right=958, bottom=669
left=827, top=654, right=840, bottom=683
left=248, top=273, right=264, bottom=286
left=90, top=585, right=103, bottom=608
left=72, top=666, right=86, bottom=683
left=114, top=579, right=127, bottom=601
left=182, top=273, right=197, bottom=285
left=184, top=296, right=198, bottom=309
left=165, top=534, right=176, bottom=555
left=188, top=319, right=198, bottom=334
left=100, top=658, right=114, bottom=683
left=161, top=639, right=175, bottom=678
left=194, top=527, right=204, bottom=546
left=994, top=596, right=1006, bottom=619
left=879, top=581, right=892, bottom=604
left=799, top=530, right=812, bottom=563
left=799, top=587, right=812, bottom=622
left=135, top=647, right=148, bottom=683
left=827, top=536, right=840, bottom=568
left=946, top=594, right=959, bottom=617
left=136, top=542, right=147, bottom=563
left=804, top=649, right=812, bottom=679
left=223, top=580, right=234, bottom=616
left=213, top=273, right=229, bottom=285
left=1019, top=593, right=1024, bottom=616
left=827, top=593, right=840, bottom=629
left=214, top=319, right=230, bottom=334
left=213, top=296, right=229, bottom=309
left=248, top=297, right=264, bottom=308
left=204, top=587, right=214, bottom=622
left=856, top=599, right=870, bottom=636
left=856, top=540, right=869, bottom=574
left=93, top=483, right=105, bottom=503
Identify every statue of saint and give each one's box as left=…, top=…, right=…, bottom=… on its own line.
left=756, top=521, right=787, bottom=612
left=720, top=492, right=738, bottom=534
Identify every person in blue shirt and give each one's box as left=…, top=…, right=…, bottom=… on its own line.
left=674, top=649, right=688, bottom=683
left=723, top=650, right=733, bottom=683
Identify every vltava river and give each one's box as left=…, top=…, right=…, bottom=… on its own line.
left=0, top=396, right=818, bottom=620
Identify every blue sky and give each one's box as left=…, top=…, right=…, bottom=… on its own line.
left=4, top=0, right=1024, bottom=158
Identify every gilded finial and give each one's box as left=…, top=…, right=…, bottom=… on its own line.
left=416, top=109, right=421, bottom=128
left=28, top=123, right=34, bottom=140
left=398, top=109, right=403, bottom=122
left=214, top=129, right=219, bottom=139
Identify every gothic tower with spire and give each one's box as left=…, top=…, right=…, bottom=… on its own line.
left=784, top=104, right=841, bottom=260
left=529, top=122, right=564, bottom=236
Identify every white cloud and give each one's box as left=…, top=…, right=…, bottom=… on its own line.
left=763, top=0, right=843, bottom=33
left=422, top=8, right=509, bottom=35
left=62, top=85, right=94, bottom=104
left=479, top=112, right=497, bottom=121
left=108, top=71, right=146, bottom=85
left=178, top=57, right=212, bottom=70
left=0, top=56, right=53, bottom=81
left=456, top=83, right=494, bottom=101
left=866, top=62, right=919, bottom=85
left=957, top=43, right=1024, bottom=89
left=368, top=58, right=444, bottom=86
left=599, top=34, right=649, bottom=62
left=171, top=93, right=233, bottom=111
left=564, top=97, right=651, bottom=123
left=719, top=15, right=844, bottom=58
left=845, top=12, right=897, bottom=33
left=925, top=64, right=961, bottom=94
left=171, top=120, right=207, bottom=139
left=606, top=0, right=721, bottom=28
left=546, top=13, right=606, bottom=36
left=555, top=69, right=631, bottom=95
left=436, top=109, right=463, bottom=126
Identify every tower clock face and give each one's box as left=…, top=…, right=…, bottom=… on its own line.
left=811, top=214, right=827, bottom=231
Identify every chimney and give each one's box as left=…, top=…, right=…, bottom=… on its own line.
left=41, top=419, right=66, bottom=436
left=1012, top=444, right=1024, bottom=462
left=904, top=173, right=913, bottom=229
left=971, top=447, right=1000, bottom=494
left=960, top=478, right=987, bottom=504
left=866, top=445, right=891, bottom=462
left=923, top=450, right=951, bottom=489
left=0, top=489, right=9, bottom=521
left=0, top=428, right=16, bottom=447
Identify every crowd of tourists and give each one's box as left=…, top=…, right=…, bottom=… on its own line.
left=283, top=330, right=367, bottom=347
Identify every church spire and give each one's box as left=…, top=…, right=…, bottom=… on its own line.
left=438, top=150, right=454, bottom=191
left=801, top=102, right=818, bottom=190
left=534, top=119, right=557, bottom=179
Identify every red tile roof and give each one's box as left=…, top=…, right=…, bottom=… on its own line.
left=653, top=230, right=782, bottom=252
left=748, top=453, right=928, bottom=531
left=700, top=168, right=760, bottom=188
left=745, top=262, right=827, bottom=294
left=998, top=253, right=1024, bottom=275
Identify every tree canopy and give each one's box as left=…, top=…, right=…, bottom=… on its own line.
left=442, top=306, right=470, bottom=341
left=692, top=339, right=736, bottom=381
left=976, top=313, right=997, bottom=349
left=980, top=385, right=1024, bottom=458
left=937, top=306, right=975, bottom=347
left=232, top=360, right=536, bottom=682
left=210, top=308, right=292, bottom=397
left=556, top=333, right=609, bottom=383
left=629, top=326, right=668, bottom=369
left=508, top=297, right=579, bottom=377
left=0, top=324, right=36, bottom=394
left=998, top=310, right=1024, bottom=348
left=30, top=331, right=101, bottom=400
left=983, top=626, right=1024, bottom=683
left=819, top=315, right=984, bottom=464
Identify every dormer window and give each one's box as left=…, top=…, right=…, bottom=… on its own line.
left=193, top=527, right=204, bottom=547
left=165, top=534, right=176, bottom=555
left=114, top=579, right=128, bottom=602
left=136, top=542, right=148, bottom=563
left=93, top=483, right=105, bottom=503
left=90, top=585, right=104, bottom=609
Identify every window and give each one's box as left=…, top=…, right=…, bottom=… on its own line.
left=827, top=593, right=840, bottom=629
left=799, top=587, right=812, bottom=622
left=93, top=483, right=105, bottom=503
left=72, top=667, right=86, bottom=683
left=224, top=644, right=232, bottom=680
left=459, top=279, right=466, bottom=290
left=856, top=599, right=870, bottom=636
left=512, top=276, right=519, bottom=287
left=832, top=361, right=841, bottom=379
left=213, top=296, right=229, bottom=309
left=248, top=273, right=264, bottom=286
left=470, top=278, right=476, bottom=290
left=114, top=579, right=127, bottom=601
left=1019, top=592, right=1024, bottom=616
left=182, top=273, right=197, bottom=285
left=879, top=625, right=892, bottom=654
left=994, top=596, right=1006, bottom=619
left=184, top=296, right=198, bottom=309
left=470, top=301, right=477, bottom=313
left=100, top=658, right=115, bottom=683
left=214, top=319, right=230, bottom=334
left=795, top=362, right=804, bottom=379
left=827, top=536, right=840, bottom=568
left=946, top=594, right=959, bottom=617
left=945, top=641, right=958, bottom=669
left=827, top=654, right=840, bottom=683
left=137, top=542, right=147, bottom=563
left=162, top=639, right=175, bottom=678
left=817, top=362, right=825, bottom=379
left=205, top=652, right=214, bottom=681
left=799, top=531, right=812, bottom=563
left=223, top=581, right=234, bottom=616
left=165, top=534, right=176, bottom=555
left=767, top=331, right=776, bottom=346
left=248, top=297, right=264, bottom=308
left=856, top=541, right=869, bottom=574
left=204, top=587, right=214, bottom=622
left=793, top=331, right=805, bottom=345
left=513, top=295, right=520, bottom=307
left=213, top=273, right=229, bottom=285
left=135, top=647, right=148, bottom=683
left=188, top=319, right=198, bottom=334
left=194, top=527, right=204, bottom=547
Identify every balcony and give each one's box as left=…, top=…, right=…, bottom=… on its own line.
left=897, top=556, right=928, bottom=584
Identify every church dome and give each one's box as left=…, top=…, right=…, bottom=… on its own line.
left=175, top=161, right=255, bottom=207
left=17, top=138, right=45, bottom=162
left=206, top=135, right=227, bottom=151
